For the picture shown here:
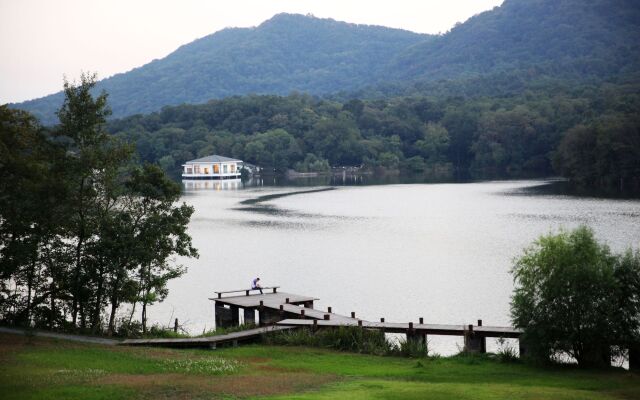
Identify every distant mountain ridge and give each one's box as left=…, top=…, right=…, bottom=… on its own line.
left=14, top=14, right=427, bottom=124
left=12, top=0, right=640, bottom=125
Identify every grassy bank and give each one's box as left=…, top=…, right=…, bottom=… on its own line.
left=1, top=333, right=638, bottom=400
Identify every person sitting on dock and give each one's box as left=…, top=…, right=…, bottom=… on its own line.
left=252, top=277, right=263, bottom=294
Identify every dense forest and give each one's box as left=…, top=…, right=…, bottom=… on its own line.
left=107, top=79, right=640, bottom=191
left=8, top=0, right=640, bottom=192
left=13, top=0, right=640, bottom=124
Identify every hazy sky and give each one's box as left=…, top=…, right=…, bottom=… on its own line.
left=0, top=0, right=503, bottom=104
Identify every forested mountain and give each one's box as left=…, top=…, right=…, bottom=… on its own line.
left=387, top=0, right=640, bottom=83
left=14, top=14, right=426, bottom=124
left=13, top=0, right=640, bottom=125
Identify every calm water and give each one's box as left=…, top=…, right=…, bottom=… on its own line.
left=147, top=179, right=640, bottom=354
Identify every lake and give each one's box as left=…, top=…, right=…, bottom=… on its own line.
left=147, top=179, right=640, bottom=355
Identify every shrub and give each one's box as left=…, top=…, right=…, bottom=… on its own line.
left=392, top=337, right=430, bottom=358
left=265, top=327, right=391, bottom=356
left=511, top=225, right=640, bottom=367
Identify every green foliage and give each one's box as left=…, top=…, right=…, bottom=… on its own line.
left=103, top=79, right=639, bottom=191
left=14, top=1, right=640, bottom=125
left=265, top=327, right=392, bottom=356
left=0, top=76, right=197, bottom=335
left=496, top=337, right=520, bottom=363
left=510, top=226, right=640, bottom=367
left=10, top=1, right=640, bottom=192
left=265, top=327, right=431, bottom=358
left=294, top=153, right=331, bottom=173
left=394, top=337, right=430, bottom=358
left=15, top=13, right=425, bottom=123
left=554, top=114, right=640, bottom=191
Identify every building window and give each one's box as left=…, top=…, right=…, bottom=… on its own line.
left=230, top=164, right=236, bottom=172
left=194, top=165, right=201, bottom=174
left=185, top=167, right=193, bottom=174
left=204, top=167, right=209, bottom=174
left=213, top=164, right=220, bottom=174
left=223, top=164, right=228, bottom=174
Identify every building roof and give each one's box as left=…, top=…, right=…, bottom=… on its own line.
left=185, top=155, right=242, bottom=164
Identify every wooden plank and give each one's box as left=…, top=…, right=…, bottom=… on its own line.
left=120, top=325, right=294, bottom=347
left=278, top=303, right=354, bottom=322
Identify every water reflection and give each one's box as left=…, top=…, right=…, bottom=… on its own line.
left=182, top=178, right=242, bottom=191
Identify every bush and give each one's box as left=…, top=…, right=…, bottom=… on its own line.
left=265, top=327, right=391, bottom=356
left=265, top=327, right=433, bottom=358
left=495, top=337, right=519, bottom=363
left=392, top=337, right=430, bottom=358
left=510, top=225, right=640, bottom=367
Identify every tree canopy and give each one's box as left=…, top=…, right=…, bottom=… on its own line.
left=0, top=74, right=198, bottom=335
left=511, top=226, right=640, bottom=367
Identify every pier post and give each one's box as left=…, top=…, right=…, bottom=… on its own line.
left=406, top=322, right=426, bottom=345
left=230, top=305, right=240, bottom=326
left=327, top=307, right=332, bottom=313
left=174, top=318, right=178, bottom=333
left=351, top=312, right=356, bottom=318
left=464, top=324, right=485, bottom=353
left=304, top=301, right=314, bottom=308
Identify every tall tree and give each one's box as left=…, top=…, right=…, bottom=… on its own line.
left=55, top=72, right=132, bottom=327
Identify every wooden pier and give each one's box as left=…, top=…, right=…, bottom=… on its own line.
left=208, top=287, right=524, bottom=354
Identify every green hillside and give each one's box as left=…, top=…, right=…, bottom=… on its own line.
left=13, top=0, right=640, bottom=125
left=13, top=14, right=426, bottom=124
left=388, top=0, right=640, bottom=82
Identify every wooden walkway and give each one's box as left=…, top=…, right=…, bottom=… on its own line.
left=120, top=325, right=294, bottom=348
left=276, top=319, right=522, bottom=338
left=210, top=290, right=356, bottom=325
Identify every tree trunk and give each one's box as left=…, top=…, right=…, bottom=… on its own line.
left=142, top=300, right=147, bottom=334
left=107, top=274, right=121, bottom=336
left=49, top=281, right=56, bottom=329
left=107, top=296, right=118, bottom=336
left=72, top=177, right=86, bottom=327
left=25, top=262, right=34, bottom=326
left=91, top=265, right=105, bottom=333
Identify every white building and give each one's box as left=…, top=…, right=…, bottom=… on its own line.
left=182, top=155, right=242, bottom=180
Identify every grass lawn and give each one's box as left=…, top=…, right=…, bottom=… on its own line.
left=1, top=333, right=638, bottom=399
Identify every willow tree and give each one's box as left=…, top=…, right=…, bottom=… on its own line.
left=511, top=226, right=640, bottom=367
